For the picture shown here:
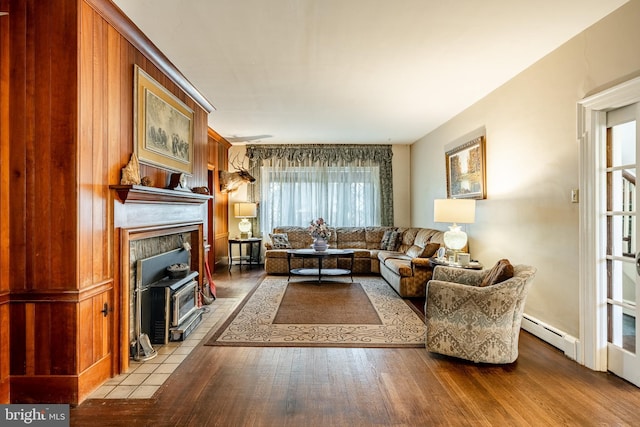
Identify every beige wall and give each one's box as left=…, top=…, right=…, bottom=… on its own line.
left=411, top=0, right=640, bottom=337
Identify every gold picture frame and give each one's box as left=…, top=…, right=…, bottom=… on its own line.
left=134, top=65, right=194, bottom=175
left=445, top=135, right=486, bottom=199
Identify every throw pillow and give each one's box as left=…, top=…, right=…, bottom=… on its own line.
left=269, top=233, right=291, bottom=249
left=480, top=259, right=514, bottom=287
left=406, top=242, right=441, bottom=258
left=388, top=231, right=402, bottom=251
left=420, top=242, right=441, bottom=258
left=381, top=231, right=402, bottom=251
left=405, top=245, right=422, bottom=258
left=380, top=230, right=394, bottom=249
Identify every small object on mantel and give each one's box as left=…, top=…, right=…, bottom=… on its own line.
left=191, top=186, right=210, bottom=195
left=140, top=176, right=153, bottom=187
left=168, top=172, right=190, bottom=191
left=109, top=184, right=212, bottom=204
left=120, top=153, right=141, bottom=185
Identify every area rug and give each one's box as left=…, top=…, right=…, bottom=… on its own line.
left=205, top=276, right=426, bottom=348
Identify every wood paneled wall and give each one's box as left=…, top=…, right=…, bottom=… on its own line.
left=0, top=0, right=10, bottom=404
left=7, top=0, right=84, bottom=403
left=3, top=0, right=216, bottom=404
left=208, top=130, right=231, bottom=268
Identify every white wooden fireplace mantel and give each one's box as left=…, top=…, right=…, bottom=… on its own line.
left=110, top=184, right=211, bottom=229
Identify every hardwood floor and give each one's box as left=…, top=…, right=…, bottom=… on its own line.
left=71, top=267, right=640, bottom=426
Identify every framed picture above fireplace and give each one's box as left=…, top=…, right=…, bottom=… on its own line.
left=134, top=65, right=194, bottom=175
left=445, top=135, right=486, bottom=199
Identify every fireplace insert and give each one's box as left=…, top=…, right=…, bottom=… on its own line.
left=136, top=248, right=204, bottom=347
left=147, top=271, right=199, bottom=344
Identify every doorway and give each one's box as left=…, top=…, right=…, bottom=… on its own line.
left=208, top=165, right=215, bottom=271
left=579, top=77, right=640, bottom=387
left=605, top=103, right=639, bottom=384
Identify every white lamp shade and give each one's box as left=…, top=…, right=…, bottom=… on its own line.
left=433, top=199, right=475, bottom=224
left=234, top=202, right=257, bottom=218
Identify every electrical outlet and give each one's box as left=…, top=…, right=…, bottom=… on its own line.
left=571, top=189, right=579, bottom=203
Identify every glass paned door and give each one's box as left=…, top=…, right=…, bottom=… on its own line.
left=606, top=103, right=640, bottom=386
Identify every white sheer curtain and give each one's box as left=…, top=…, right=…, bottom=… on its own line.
left=259, top=156, right=381, bottom=236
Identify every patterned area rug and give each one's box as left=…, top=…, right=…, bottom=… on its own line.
left=205, top=276, right=426, bottom=348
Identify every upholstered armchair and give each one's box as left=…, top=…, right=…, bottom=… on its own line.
left=424, top=264, right=537, bottom=364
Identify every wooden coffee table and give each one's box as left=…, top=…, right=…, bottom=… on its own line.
left=286, top=249, right=355, bottom=283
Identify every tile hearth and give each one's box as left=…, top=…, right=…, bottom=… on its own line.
left=88, top=297, right=240, bottom=400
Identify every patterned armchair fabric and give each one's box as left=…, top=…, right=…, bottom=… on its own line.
left=425, top=264, right=537, bottom=364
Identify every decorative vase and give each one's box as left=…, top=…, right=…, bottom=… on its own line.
left=312, top=237, right=328, bottom=252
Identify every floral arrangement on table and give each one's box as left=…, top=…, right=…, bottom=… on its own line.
left=308, top=217, right=331, bottom=240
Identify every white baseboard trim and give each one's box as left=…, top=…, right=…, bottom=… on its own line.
left=521, top=313, right=579, bottom=361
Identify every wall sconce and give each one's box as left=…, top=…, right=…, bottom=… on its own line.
left=434, top=199, right=476, bottom=259
left=234, top=202, right=257, bottom=238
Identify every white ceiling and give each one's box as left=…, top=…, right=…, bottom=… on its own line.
left=113, top=0, right=627, bottom=145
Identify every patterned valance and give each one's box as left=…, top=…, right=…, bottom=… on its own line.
left=246, top=144, right=393, bottom=165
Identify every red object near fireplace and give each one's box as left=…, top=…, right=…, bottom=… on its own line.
left=205, top=260, right=216, bottom=299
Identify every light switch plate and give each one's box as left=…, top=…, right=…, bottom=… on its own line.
left=571, top=189, right=579, bottom=203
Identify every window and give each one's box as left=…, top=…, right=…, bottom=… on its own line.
left=260, top=165, right=381, bottom=234
left=245, top=144, right=394, bottom=236
left=606, top=106, right=637, bottom=354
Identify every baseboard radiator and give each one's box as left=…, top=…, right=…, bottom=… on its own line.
left=521, top=313, right=579, bottom=361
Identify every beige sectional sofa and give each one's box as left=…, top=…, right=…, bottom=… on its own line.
left=264, top=226, right=447, bottom=297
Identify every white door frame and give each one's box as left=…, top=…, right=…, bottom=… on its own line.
left=578, top=76, right=640, bottom=371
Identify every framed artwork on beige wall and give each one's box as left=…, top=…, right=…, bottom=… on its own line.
left=445, top=135, right=486, bottom=199
left=134, top=65, right=194, bottom=175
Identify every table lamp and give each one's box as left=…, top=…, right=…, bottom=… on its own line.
left=433, top=199, right=475, bottom=259
left=234, top=202, right=257, bottom=238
